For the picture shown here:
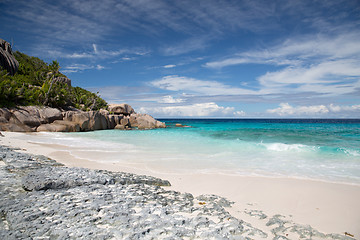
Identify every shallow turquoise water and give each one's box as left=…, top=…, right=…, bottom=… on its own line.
left=42, top=119, right=360, bottom=185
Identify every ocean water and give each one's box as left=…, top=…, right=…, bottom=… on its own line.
left=31, top=119, right=360, bottom=185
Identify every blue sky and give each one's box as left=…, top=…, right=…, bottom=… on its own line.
left=1, top=0, right=360, bottom=118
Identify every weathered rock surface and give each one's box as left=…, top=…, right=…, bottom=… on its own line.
left=10, top=106, right=63, bottom=128
left=37, top=120, right=80, bottom=132
left=0, top=146, right=354, bottom=240
left=0, top=39, right=19, bottom=75
left=109, top=103, right=135, bottom=115
left=52, top=76, right=71, bottom=87
left=131, top=113, right=166, bottom=129
left=0, top=104, right=166, bottom=132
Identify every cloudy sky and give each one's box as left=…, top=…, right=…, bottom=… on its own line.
left=1, top=0, right=360, bottom=118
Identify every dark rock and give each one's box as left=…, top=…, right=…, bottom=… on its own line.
left=0, top=39, right=19, bottom=75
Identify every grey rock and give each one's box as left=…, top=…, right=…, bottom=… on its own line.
left=10, top=107, right=42, bottom=127
left=21, top=167, right=112, bottom=191
left=0, top=39, right=19, bottom=76
left=37, top=120, right=80, bottom=132
left=88, top=111, right=109, bottom=130
left=130, top=113, right=166, bottom=130
left=52, top=76, right=71, bottom=87
left=109, top=103, right=135, bottom=116
left=0, top=108, right=11, bottom=122
left=0, top=122, right=33, bottom=132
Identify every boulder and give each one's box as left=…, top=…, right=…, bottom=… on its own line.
left=37, top=123, right=67, bottom=132
left=8, top=106, right=63, bottom=128
left=134, top=114, right=165, bottom=130
left=175, top=123, right=190, bottom=128
left=71, top=112, right=90, bottom=131
left=120, top=117, right=130, bottom=127
left=52, top=76, right=71, bottom=87
left=108, top=104, right=135, bottom=116
left=155, top=120, right=166, bottom=128
left=0, top=122, right=33, bottom=132
left=0, top=104, right=165, bottom=132
left=62, top=110, right=76, bottom=121
left=114, top=124, right=125, bottom=130
left=37, top=121, right=80, bottom=132
left=88, top=111, right=109, bottom=130
left=0, top=39, right=19, bottom=75
left=38, top=107, right=63, bottom=123
left=129, top=114, right=139, bottom=127
left=0, top=108, right=11, bottom=121
left=107, top=114, right=124, bottom=129
left=10, top=107, right=42, bottom=127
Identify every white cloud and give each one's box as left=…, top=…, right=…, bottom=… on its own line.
left=206, top=33, right=360, bottom=97
left=267, top=103, right=360, bottom=116
left=150, top=75, right=255, bottom=95
left=158, top=96, right=184, bottom=104
left=267, top=103, right=328, bottom=116
left=96, top=65, right=105, bottom=70
left=206, top=33, right=360, bottom=69
left=328, top=104, right=360, bottom=112
left=163, top=64, right=176, bottom=69
left=139, top=102, right=244, bottom=117
left=162, top=37, right=210, bottom=56
left=62, top=63, right=105, bottom=73
left=258, top=60, right=360, bottom=95
left=60, top=44, right=148, bottom=60
left=234, top=110, right=246, bottom=117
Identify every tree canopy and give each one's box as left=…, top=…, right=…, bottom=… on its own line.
left=0, top=51, right=108, bottom=110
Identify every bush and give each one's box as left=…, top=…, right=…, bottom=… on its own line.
left=0, top=51, right=108, bottom=110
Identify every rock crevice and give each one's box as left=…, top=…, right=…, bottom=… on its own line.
left=0, top=39, right=19, bottom=76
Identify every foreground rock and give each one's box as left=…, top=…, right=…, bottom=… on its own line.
left=0, top=146, right=252, bottom=239
left=0, top=104, right=165, bottom=132
left=0, top=145, right=355, bottom=240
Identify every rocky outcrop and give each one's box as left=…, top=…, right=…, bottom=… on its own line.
left=10, top=106, right=63, bottom=128
left=0, top=104, right=166, bottom=132
left=0, top=39, right=19, bottom=75
left=52, top=76, right=71, bottom=87
left=37, top=120, right=80, bottom=132
left=108, top=103, right=135, bottom=115
left=130, top=113, right=166, bottom=129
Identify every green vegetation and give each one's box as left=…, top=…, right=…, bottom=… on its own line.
left=0, top=51, right=108, bottom=110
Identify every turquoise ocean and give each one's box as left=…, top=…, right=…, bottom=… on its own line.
left=34, top=119, right=360, bottom=185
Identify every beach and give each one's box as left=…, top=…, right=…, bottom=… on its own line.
left=1, top=131, right=359, bottom=239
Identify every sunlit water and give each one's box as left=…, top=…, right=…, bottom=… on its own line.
left=28, top=119, right=360, bottom=185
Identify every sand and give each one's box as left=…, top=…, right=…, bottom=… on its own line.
left=1, top=131, right=359, bottom=238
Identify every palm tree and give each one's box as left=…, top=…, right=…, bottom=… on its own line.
left=43, top=60, right=60, bottom=106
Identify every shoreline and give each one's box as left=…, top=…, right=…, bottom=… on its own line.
left=1, top=131, right=360, bottom=238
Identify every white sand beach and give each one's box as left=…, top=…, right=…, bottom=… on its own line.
left=1, top=131, right=359, bottom=238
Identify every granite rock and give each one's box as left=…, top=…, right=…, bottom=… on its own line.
left=0, top=39, right=19, bottom=75
left=109, top=103, right=135, bottom=116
